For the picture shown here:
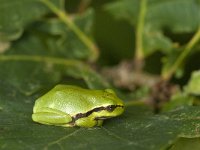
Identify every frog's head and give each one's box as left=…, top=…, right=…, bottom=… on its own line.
left=92, top=89, right=124, bottom=119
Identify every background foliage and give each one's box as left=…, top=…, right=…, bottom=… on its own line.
left=0, top=0, right=200, bottom=149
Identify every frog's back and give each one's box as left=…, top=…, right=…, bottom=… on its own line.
left=34, top=85, right=94, bottom=116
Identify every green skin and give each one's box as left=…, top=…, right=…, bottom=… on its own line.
left=32, top=85, right=124, bottom=127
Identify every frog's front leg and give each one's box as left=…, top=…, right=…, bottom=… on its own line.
left=96, top=120, right=103, bottom=126
left=75, top=116, right=104, bottom=127
left=32, top=107, right=72, bottom=126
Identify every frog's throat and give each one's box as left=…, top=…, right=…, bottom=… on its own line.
left=68, top=105, right=124, bottom=125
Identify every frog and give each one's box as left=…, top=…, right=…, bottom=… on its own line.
left=32, top=85, right=124, bottom=127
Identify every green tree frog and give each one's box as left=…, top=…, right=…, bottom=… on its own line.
left=32, top=85, right=124, bottom=127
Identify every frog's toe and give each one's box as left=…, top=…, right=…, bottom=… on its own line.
left=96, top=120, right=103, bottom=126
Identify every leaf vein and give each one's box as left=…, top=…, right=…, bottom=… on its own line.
left=43, top=129, right=82, bottom=150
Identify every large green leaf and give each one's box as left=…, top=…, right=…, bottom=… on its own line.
left=1, top=78, right=200, bottom=149
left=0, top=0, right=60, bottom=41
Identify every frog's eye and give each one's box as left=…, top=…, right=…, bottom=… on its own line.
left=106, top=105, right=116, bottom=112
left=105, top=89, right=115, bottom=94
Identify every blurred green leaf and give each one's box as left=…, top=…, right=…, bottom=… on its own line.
left=161, top=47, right=184, bottom=78
left=185, top=70, right=200, bottom=96
left=0, top=55, right=109, bottom=95
left=105, top=0, right=139, bottom=25
left=163, top=70, right=200, bottom=111
left=162, top=92, right=194, bottom=112
left=143, top=25, right=173, bottom=56
left=146, top=0, right=200, bottom=33
left=5, top=9, right=95, bottom=60
left=105, top=0, right=200, bottom=56
left=40, top=9, right=94, bottom=37
left=106, top=0, right=200, bottom=32
left=0, top=5, right=107, bottom=94
left=0, top=0, right=60, bottom=41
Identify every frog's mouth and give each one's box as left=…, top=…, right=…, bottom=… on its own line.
left=71, top=105, right=124, bottom=122
left=95, top=116, right=112, bottom=120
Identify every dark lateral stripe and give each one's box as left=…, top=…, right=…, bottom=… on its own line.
left=69, top=105, right=123, bottom=124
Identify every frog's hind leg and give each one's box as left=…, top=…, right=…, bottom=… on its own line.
left=32, top=108, right=72, bottom=126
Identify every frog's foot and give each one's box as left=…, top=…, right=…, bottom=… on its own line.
left=96, top=120, right=103, bottom=126
left=32, top=108, right=72, bottom=126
